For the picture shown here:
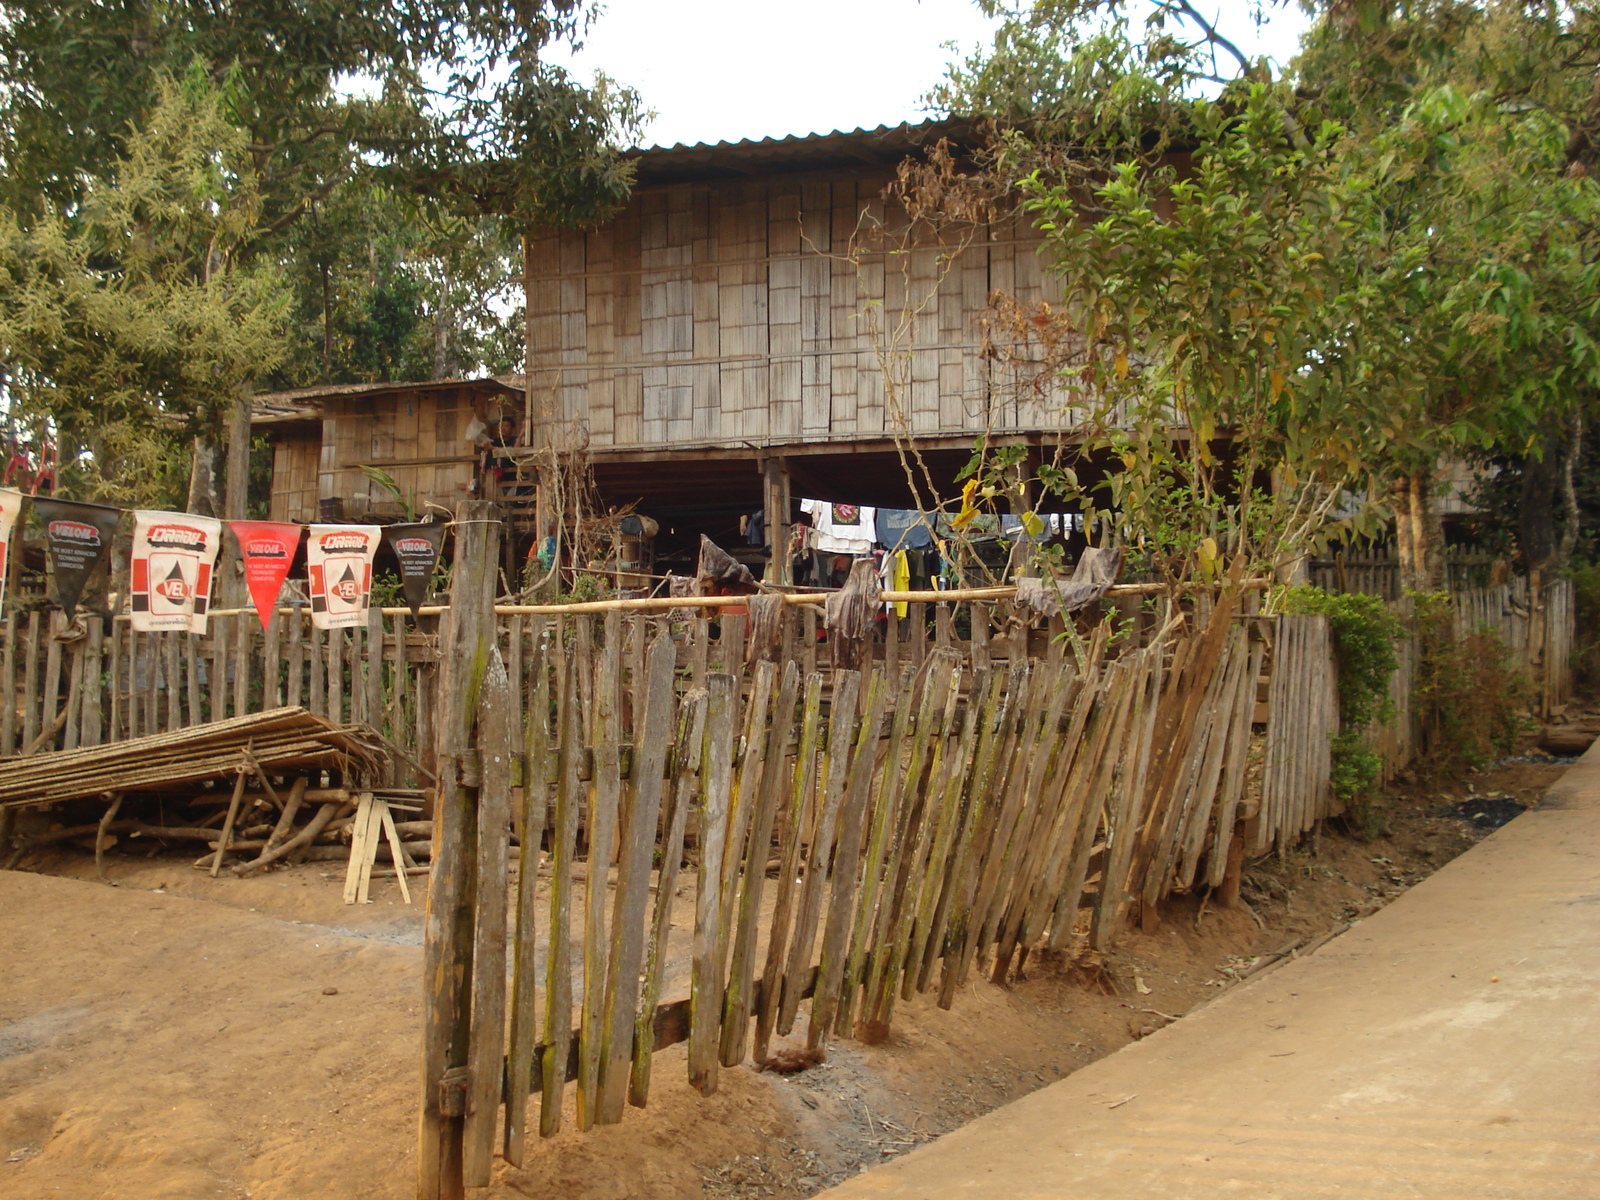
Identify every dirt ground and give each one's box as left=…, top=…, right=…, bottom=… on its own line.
left=0, top=727, right=1582, bottom=1200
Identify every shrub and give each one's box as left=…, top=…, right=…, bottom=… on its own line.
left=1411, top=591, right=1531, bottom=776
left=1279, top=586, right=1404, bottom=804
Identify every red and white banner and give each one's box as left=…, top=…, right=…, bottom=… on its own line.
left=307, top=524, right=380, bottom=630
left=0, top=488, right=21, bottom=609
left=230, top=520, right=303, bottom=630
left=130, top=510, right=222, bottom=633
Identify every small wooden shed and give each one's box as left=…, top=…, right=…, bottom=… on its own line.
left=253, top=377, right=524, bottom=524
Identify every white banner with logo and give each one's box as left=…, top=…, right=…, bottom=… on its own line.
left=130, top=510, right=223, bottom=633
left=0, top=488, right=21, bottom=609
left=307, top=524, right=381, bottom=630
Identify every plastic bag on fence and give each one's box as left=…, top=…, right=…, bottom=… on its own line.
left=695, top=534, right=758, bottom=595
left=745, top=593, right=786, bottom=665
left=1015, top=546, right=1123, bottom=620
left=825, top=558, right=879, bottom=670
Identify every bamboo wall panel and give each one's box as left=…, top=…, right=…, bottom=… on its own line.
left=525, top=169, right=1079, bottom=451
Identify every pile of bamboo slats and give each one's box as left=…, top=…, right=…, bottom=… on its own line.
left=0, top=707, right=384, bottom=809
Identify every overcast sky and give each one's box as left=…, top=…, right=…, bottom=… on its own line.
left=549, top=0, right=1314, bottom=150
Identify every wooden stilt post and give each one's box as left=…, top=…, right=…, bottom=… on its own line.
left=762, top=457, right=791, bottom=586
left=418, top=499, right=501, bottom=1200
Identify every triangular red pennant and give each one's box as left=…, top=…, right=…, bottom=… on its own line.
left=229, top=520, right=303, bottom=629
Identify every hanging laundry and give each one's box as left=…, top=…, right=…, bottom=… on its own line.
left=824, top=558, right=878, bottom=672
left=800, top=498, right=875, bottom=555
left=1014, top=546, right=1124, bottom=618
left=875, top=508, right=935, bottom=550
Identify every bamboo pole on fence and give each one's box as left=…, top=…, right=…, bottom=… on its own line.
left=575, top=610, right=623, bottom=1131
left=22, top=611, right=39, bottom=751
left=1090, top=644, right=1163, bottom=952
left=838, top=663, right=915, bottom=1032
left=777, top=669, right=861, bottom=1037
left=688, top=671, right=737, bottom=1096
left=630, top=685, right=705, bottom=1107
left=287, top=611, right=304, bottom=711
left=908, top=664, right=985, bottom=994
left=865, top=652, right=956, bottom=1022
left=1209, top=633, right=1266, bottom=894
left=942, top=659, right=1027, bottom=999
left=720, top=660, right=800, bottom=1066
left=598, top=632, right=676, bottom=1124
left=417, top=498, right=499, bottom=1200
left=502, top=616, right=550, bottom=1166
left=539, top=645, right=582, bottom=1137
left=752, top=670, right=824, bottom=1061
left=463, top=641, right=512, bottom=1185
left=807, top=668, right=888, bottom=1048
left=893, top=658, right=968, bottom=1003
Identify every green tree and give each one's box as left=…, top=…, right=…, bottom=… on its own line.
left=934, top=1, right=1600, bottom=587
left=0, top=73, right=287, bottom=507
left=0, top=0, right=639, bottom=514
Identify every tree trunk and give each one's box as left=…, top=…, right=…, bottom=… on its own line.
left=218, top=385, right=254, bottom=606
left=1559, top=412, right=1583, bottom=564
left=1396, top=467, right=1445, bottom=592
left=1393, top=474, right=1414, bottom=588
left=1522, top=410, right=1584, bottom=574
left=187, top=433, right=221, bottom=517
left=1411, top=466, right=1445, bottom=591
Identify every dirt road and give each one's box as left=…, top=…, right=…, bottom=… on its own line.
left=816, top=747, right=1600, bottom=1199
left=0, top=754, right=1567, bottom=1199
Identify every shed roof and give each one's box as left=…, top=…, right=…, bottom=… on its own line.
left=626, top=117, right=976, bottom=187
left=251, top=375, right=523, bottom=425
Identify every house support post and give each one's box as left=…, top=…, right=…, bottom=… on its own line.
left=762, top=456, right=791, bottom=586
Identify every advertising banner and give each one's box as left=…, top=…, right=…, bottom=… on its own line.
left=130, top=510, right=222, bottom=633
left=382, top=522, right=447, bottom=617
left=307, top=524, right=380, bottom=630
left=0, top=488, right=22, bottom=609
left=34, top=498, right=120, bottom=613
left=230, top=520, right=303, bottom=629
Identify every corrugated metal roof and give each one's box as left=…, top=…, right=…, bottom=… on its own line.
left=626, top=117, right=976, bottom=185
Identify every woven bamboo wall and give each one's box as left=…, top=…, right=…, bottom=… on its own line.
left=525, top=171, right=1082, bottom=450
left=268, top=430, right=321, bottom=523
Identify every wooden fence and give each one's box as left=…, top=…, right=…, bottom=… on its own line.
left=0, top=537, right=1574, bottom=1196
left=410, top=513, right=1351, bottom=1195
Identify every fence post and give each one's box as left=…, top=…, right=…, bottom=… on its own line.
left=418, top=499, right=502, bottom=1200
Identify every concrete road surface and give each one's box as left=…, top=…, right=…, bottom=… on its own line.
left=820, top=745, right=1600, bottom=1199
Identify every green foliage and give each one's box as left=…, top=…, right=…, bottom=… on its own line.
left=1279, top=587, right=1403, bottom=730
left=274, top=182, right=525, bottom=387
left=933, top=1, right=1600, bottom=582
left=1279, top=585, right=1404, bottom=802
left=0, top=75, right=289, bottom=505
left=0, top=0, right=641, bottom=504
left=1411, top=590, right=1531, bottom=776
